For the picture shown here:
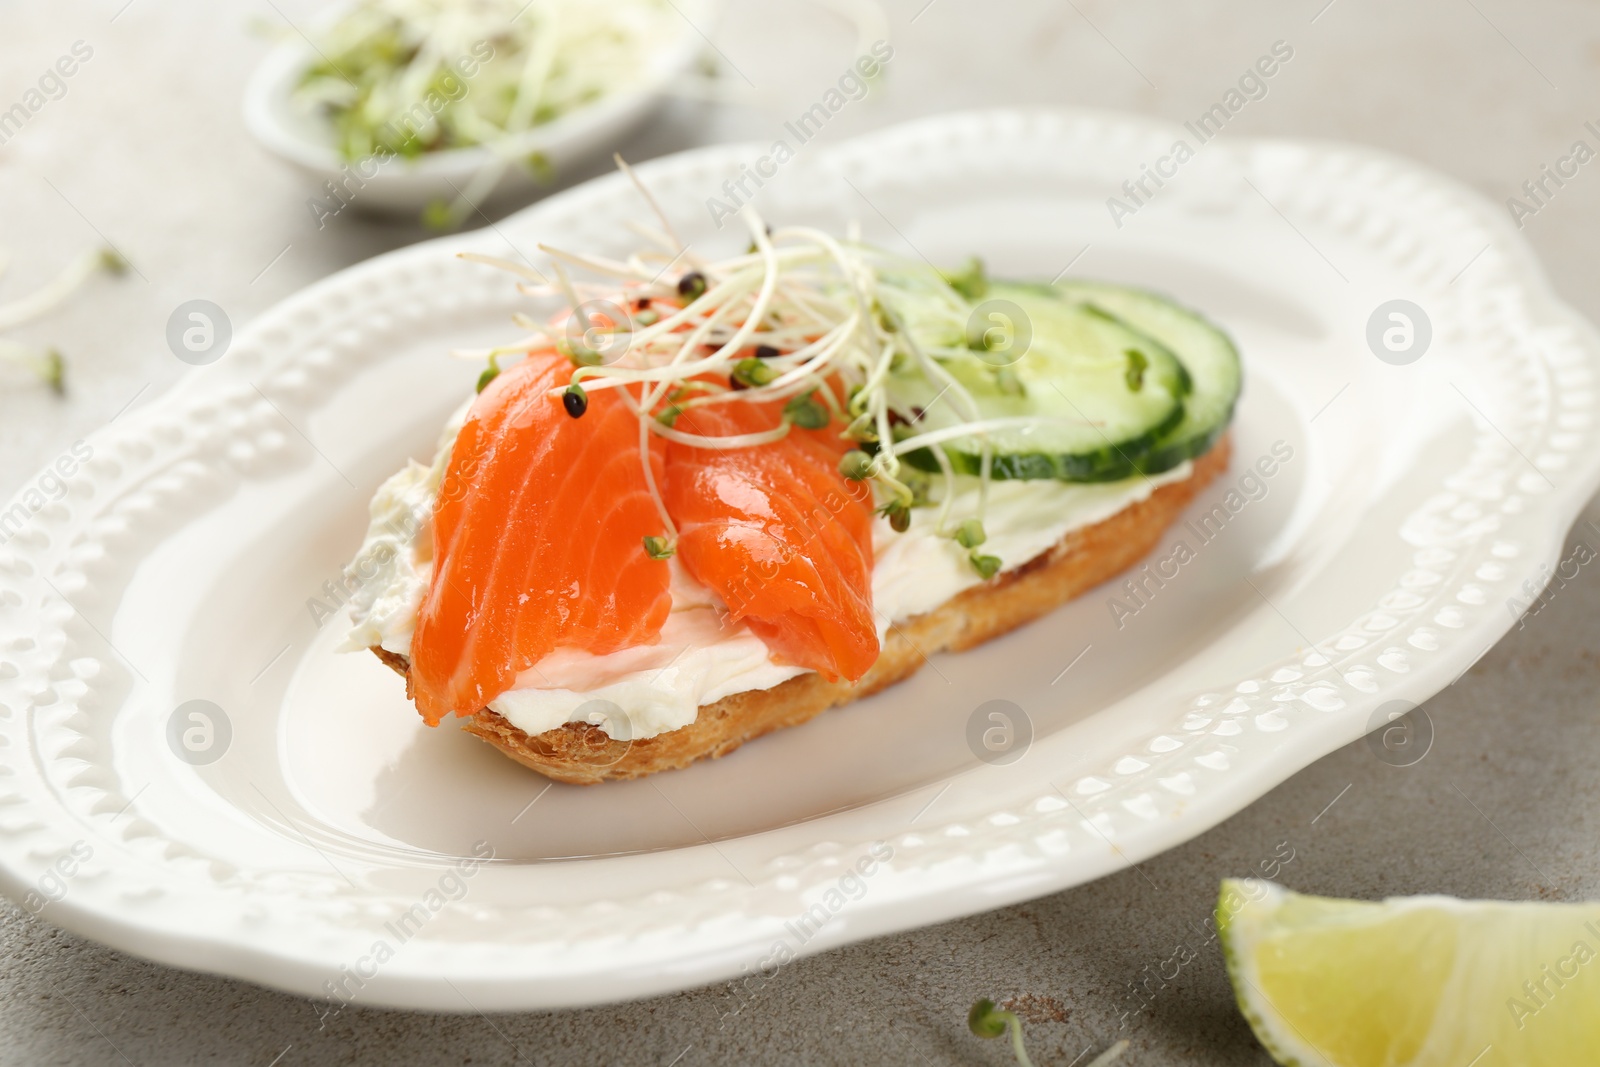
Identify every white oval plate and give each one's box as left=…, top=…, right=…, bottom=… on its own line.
left=4, top=109, right=1598, bottom=1012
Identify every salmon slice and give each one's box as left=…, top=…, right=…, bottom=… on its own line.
left=410, top=352, right=671, bottom=724
left=664, top=399, right=879, bottom=682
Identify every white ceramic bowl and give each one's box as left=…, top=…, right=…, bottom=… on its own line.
left=242, top=0, right=718, bottom=214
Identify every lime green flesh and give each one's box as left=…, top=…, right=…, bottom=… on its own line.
left=1219, top=880, right=1600, bottom=1067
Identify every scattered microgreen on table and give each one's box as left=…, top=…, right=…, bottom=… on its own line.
left=969, top=999, right=1130, bottom=1066
left=0, top=248, right=125, bottom=396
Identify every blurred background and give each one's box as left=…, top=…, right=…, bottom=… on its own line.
left=4, top=0, right=1600, bottom=1063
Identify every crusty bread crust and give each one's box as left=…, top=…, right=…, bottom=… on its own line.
left=374, top=436, right=1230, bottom=784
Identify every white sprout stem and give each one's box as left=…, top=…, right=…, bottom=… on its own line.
left=888, top=417, right=1090, bottom=455
left=883, top=301, right=983, bottom=425
left=854, top=335, right=900, bottom=404
left=668, top=289, right=748, bottom=369
left=630, top=289, right=752, bottom=412
left=702, top=209, right=780, bottom=363
left=504, top=0, right=560, bottom=135
left=656, top=305, right=860, bottom=412
left=650, top=419, right=791, bottom=449
left=536, top=243, right=645, bottom=282
left=448, top=339, right=543, bottom=362
left=772, top=316, right=861, bottom=376
left=873, top=404, right=898, bottom=477
left=671, top=370, right=806, bottom=406
left=813, top=376, right=845, bottom=416
left=616, top=386, right=678, bottom=542
left=456, top=251, right=548, bottom=283
left=638, top=415, right=677, bottom=542
left=928, top=440, right=958, bottom=535
left=0, top=250, right=107, bottom=333
left=776, top=225, right=872, bottom=312
left=0, top=339, right=47, bottom=363
left=548, top=260, right=585, bottom=317
left=615, top=153, right=687, bottom=254
left=1086, top=1041, right=1130, bottom=1067
left=977, top=440, right=993, bottom=523
left=623, top=219, right=680, bottom=255
left=595, top=268, right=759, bottom=362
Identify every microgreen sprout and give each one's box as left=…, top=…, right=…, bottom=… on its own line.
left=476, top=353, right=502, bottom=393
left=943, top=256, right=989, bottom=301
left=1125, top=348, right=1148, bottom=391
left=901, top=467, right=932, bottom=506
left=569, top=345, right=605, bottom=367
left=969, top=999, right=1129, bottom=1067
left=839, top=450, right=874, bottom=481
left=731, top=357, right=777, bottom=390
left=783, top=390, right=830, bottom=430
left=421, top=200, right=457, bottom=231
left=676, top=270, right=707, bottom=301
left=525, top=151, right=554, bottom=184
left=1088, top=1041, right=1130, bottom=1066
left=0, top=247, right=126, bottom=396
left=642, top=535, right=674, bottom=560
left=995, top=366, right=1027, bottom=397
left=953, top=518, right=1001, bottom=576
left=968, top=999, right=1034, bottom=1067
left=845, top=412, right=877, bottom=442
left=562, top=383, right=588, bottom=418
left=41, top=350, right=66, bottom=396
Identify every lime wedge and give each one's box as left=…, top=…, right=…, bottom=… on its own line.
left=1218, top=879, right=1600, bottom=1066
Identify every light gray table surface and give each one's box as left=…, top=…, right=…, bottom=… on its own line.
left=4, top=1, right=1600, bottom=1063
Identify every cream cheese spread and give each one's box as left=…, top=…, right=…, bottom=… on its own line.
left=345, top=408, right=1191, bottom=741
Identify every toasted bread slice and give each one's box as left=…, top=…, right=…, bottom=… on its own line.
left=373, top=436, right=1230, bottom=784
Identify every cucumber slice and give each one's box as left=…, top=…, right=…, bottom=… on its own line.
left=1053, top=281, right=1242, bottom=473
left=888, top=282, right=1188, bottom=481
